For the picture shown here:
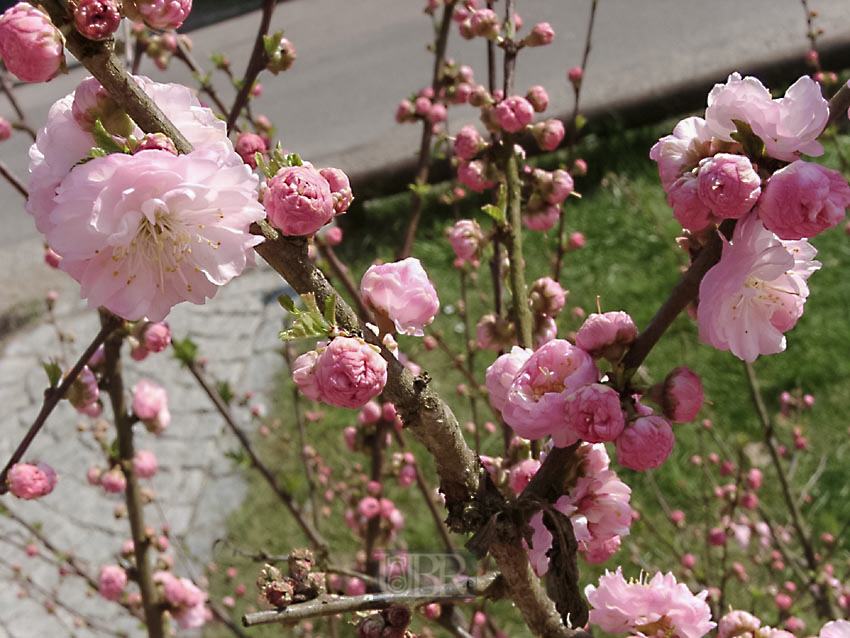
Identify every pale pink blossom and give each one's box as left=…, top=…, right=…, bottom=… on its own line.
left=698, top=215, right=820, bottom=362
left=717, top=610, right=761, bottom=638
left=526, top=86, right=549, bottom=113
left=705, top=73, right=828, bottom=161
left=502, top=340, right=599, bottom=442
left=561, top=383, right=625, bottom=445
left=235, top=132, right=266, bottom=168
left=154, top=571, right=208, bottom=629
left=494, top=96, right=534, bottom=133
left=133, top=450, right=158, bottom=479
left=360, top=258, right=439, bottom=336
left=575, top=311, right=638, bottom=362
left=697, top=153, right=761, bottom=219
left=485, top=346, right=533, bottom=412
left=454, top=125, right=486, bottom=161
left=759, top=160, right=850, bottom=240
left=615, top=415, right=675, bottom=471
left=531, top=119, right=565, bottom=152
left=447, top=219, right=485, bottom=267
left=585, top=568, right=715, bottom=638
left=125, top=0, right=192, bottom=30
left=820, top=619, right=850, bottom=638
left=98, top=564, right=127, bottom=602
left=7, top=462, right=56, bottom=499
left=292, top=350, right=322, bottom=402
left=525, top=22, right=554, bottom=47
left=264, top=164, right=335, bottom=236
left=319, top=167, right=353, bottom=215
left=314, top=336, right=387, bottom=408
left=0, top=116, right=12, bottom=141
left=650, top=116, right=714, bottom=192
left=525, top=511, right=554, bottom=576
left=529, top=276, right=567, bottom=318
left=428, top=103, right=447, bottom=124
left=132, top=379, right=171, bottom=434
left=0, top=3, right=66, bottom=83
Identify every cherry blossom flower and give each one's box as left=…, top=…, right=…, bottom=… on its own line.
left=133, top=450, right=159, bottom=479
left=696, top=153, right=761, bottom=219
left=142, top=322, right=172, bottom=353
left=758, top=160, right=850, bottom=240
left=360, top=258, right=439, bottom=336
left=575, top=311, right=637, bottom=362
left=313, top=336, right=387, bottom=409
left=292, top=350, right=322, bottom=402
left=47, top=149, right=263, bottom=321
left=526, top=22, right=555, bottom=47
left=820, top=620, right=850, bottom=638
left=614, top=414, right=675, bottom=470
left=0, top=3, right=66, bottom=83
left=650, top=116, right=714, bottom=192
left=502, top=339, right=599, bottom=443
left=7, top=462, right=57, bottom=499
left=561, top=383, right=625, bottom=445
left=698, top=215, right=820, bottom=362
left=154, top=571, right=208, bottom=629
left=585, top=567, right=715, bottom=638
left=132, top=379, right=171, bottom=434
left=485, top=346, right=533, bottom=412
left=264, top=164, right=335, bottom=236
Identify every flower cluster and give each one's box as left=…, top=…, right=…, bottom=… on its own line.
left=651, top=73, right=847, bottom=361
left=360, top=258, right=440, bottom=336
left=263, top=163, right=351, bottom=236
left=7, top=462, right=57, bottom=499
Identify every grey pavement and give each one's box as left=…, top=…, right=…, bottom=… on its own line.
left=1, top=0, right=850, bottom=635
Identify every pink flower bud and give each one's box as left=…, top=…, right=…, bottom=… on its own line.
left=266, top=36, right=296, bottom=74
left=414, top=96, right=431, bottom=116
left=529, top=276, right=567, bottom=317
left=142, top=321, right=171, bottom=353
left=759, top=160, right=850, bottom=240
left=526, top=86, right=549, bottom=113
left=264, top=165, right=335, bottom=236
left=774, top=593, right=792, bottom=611
left=659, top=366, right=704, bottom=423
left=0, top=3, right=66, bottom=83
left=357, top=496, right=381, bottom=520
left=457, top=160, right=496, bottom=192
left=454, top=125, right=487, bottom=161
left=696, top=153, right=761, bottom=219
left=428, top=102, right=447, bottom=124
left=708, top=527, right=727, bottom=546
left=494, top=96, right=534, bottom=133
left=314, top=336, right=388, bottom=409
left=98, top=564, right=127, bottom=602
left=360, top=258, right=439, bottom=336
left=66, top=365, right=100, bottom=414
left=133, top=450, right=158, bottom=479
left=292, top=350, right=321, bottom=402
left=531, top=119, right=565, bottom=152
left=235, top=132, right=266, bottom=169
left=73, top=0, right=121, bottom=41
left=568, top=232, right=585, bottom=250
left=562, top=383, right=625, bottom=444
left=125, top=0, right=192, bottom=31
left=568, top=66, right=583, bottom=87
left=575, top=311, right=638, bottom=362
left=0, top=116, right=12, bottom=141
left=468, top=8, right=500, bottom=39
left=614, top=415, right=675, bottom=470
left=132, top=379, right=171, bottom=434
left=446, top=219, right=484, bottom=266
left=44, top=245, right=62, bottom=269
left=318, top=167, right=353, bottom=215
left=7, top=462, right=57, bottom=499
left=395, top=99, right=416, bottom=123
left=746, top=468, right=763, bottom=490
left=525, top=22, right=554, bottom=47
left=537, top=168, right=574, bottom=204
left=101, top=467, right=127, bottom=493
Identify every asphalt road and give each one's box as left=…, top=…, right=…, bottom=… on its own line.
left=1, top=0, right=849, bottom=257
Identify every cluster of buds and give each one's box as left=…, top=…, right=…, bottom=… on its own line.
left=133, top=25, right=191, bottom=70
left=256, top=549, right=325, bottom=608
left=395, top=60, right=477, bottom=128
left=355, top=604, right=413, bottom=638
left=453, top=1, right=554, bottom=49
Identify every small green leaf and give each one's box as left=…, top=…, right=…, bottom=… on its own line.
left=278, top=293, right=334, bottom=342
left=278, top=294, right=297, bottom=313
left=171, top=336, right=199, bottom=367
left=43, top=360, right=62, bottom=388
left=481, top=183, right=507, bottom=224
left=323, top=294, right=337, bottom=326
left=91, top=119, right=128, bottom=156
left=217, top=381, right=235, bottom=405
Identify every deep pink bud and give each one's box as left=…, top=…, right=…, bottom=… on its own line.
left=0, top=116, right=12, bottom=141
left=264, top=165, right=335, bottom=236
left=0, top=3, right=66, bottom=83
left=457, top=160, right=496, bottom=192
left=142, top=322, right=171, bottom=353
left=614, top=415, right=674, bottom=470
left=659, top=366, right=704, bottom=423
left=494, top=96, right=534, bottom=133
left=125, top=0, right=192, bottom=31
left=526, top=86, right=549, bottom=113
left=8, top=462, right=57, bottom=499
left=73, top=0, right=121, bottom=41
left=235, top=132, right=266, bottom=169
left=454, top=125, right=487, bottom=161
left=101, top=467, right=127, bottom=493
left=708, top=527, right=727, bottom=546
left=568, top=66, right=583, bottom=87
left=314, top=337, right=388, bottom=408
left=532, top=119, right=565, bottom=152
left=525, top=22, right=554, bottom=47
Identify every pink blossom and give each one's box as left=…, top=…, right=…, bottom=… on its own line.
left=153, top=571, right=208, bottom=629
left=319, top=167, right=354, bottom=215
left=525, top=22, right=555, bottom=47
left=73, top=0, right=121, bottom=41
left=133, top=450, right=158, bottom=479
left=0, top=3, right=66, bottom=83
left=697, top=153, right=761, bottom=219
left=428, top=103, right=447, bottom=124
left=314, top=336, right=387, bottom=408
left=658, top=367, right=704, bottom=423
left=264, top=164, right=335, bottom=236
left=125, top=0, right=192, bottom=30
left=523, top=203, right=560, bottom=231
left=575, top=311, right=638, bottom=362
left=820, top=620, right=850, bottom=638
left=668, top=173, right=715, bottom=232
left=494, top=96, right=534, bottom=133
left=447, top=219, right=485, bottom=267
left=360, top=258, right=439, bottom=336
left=525, top=511, right=554, bottom=576
left=759, top=160, right=850, bottom=240
left=531, top=119, right=565, bottom=152
left=562, top=383, right=625, bottom=445
left=526, top=86, right=549, bottom=113
left=698, top=215, right=820, bottom=361
left=0, top=116, right=12, bottom=142
left=235, top=132, right=266, bottom=169
left=529, top=276, right=567, bottom=318
left=615, top=415, right=675, bottom=470
left=142, top=322, right=171, bottom=353
left=502, top=339, right=599, bottom=442
left=454, top=125, right=486, bottom=161
left=585, top=568, right=715, bottom=638
left=98, top=564, right=127, bottom=602
left=457, top=160, right=496, bottom=192
left=292, top=350, right=321, bottom=402
left=357, top=496, right=381, bottom=520
left=485, top=346, right=533, bottom=412
left=650, top=116, right=713, bottom=192
left=132, top=379, right=171, bottom=434
left=508, top=458, right=540, bottom=494
left=7, top=462, right=57, bottom=499
left=101, top=467, right=127, bottom=493
left=468, top=8, right=500, bottom=39
left=568, top=66, right=584, bottom=86
left=705, top=73, right=828, bottom=161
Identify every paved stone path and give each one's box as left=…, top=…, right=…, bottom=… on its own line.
left=0, top=260, right=287, bottom=637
